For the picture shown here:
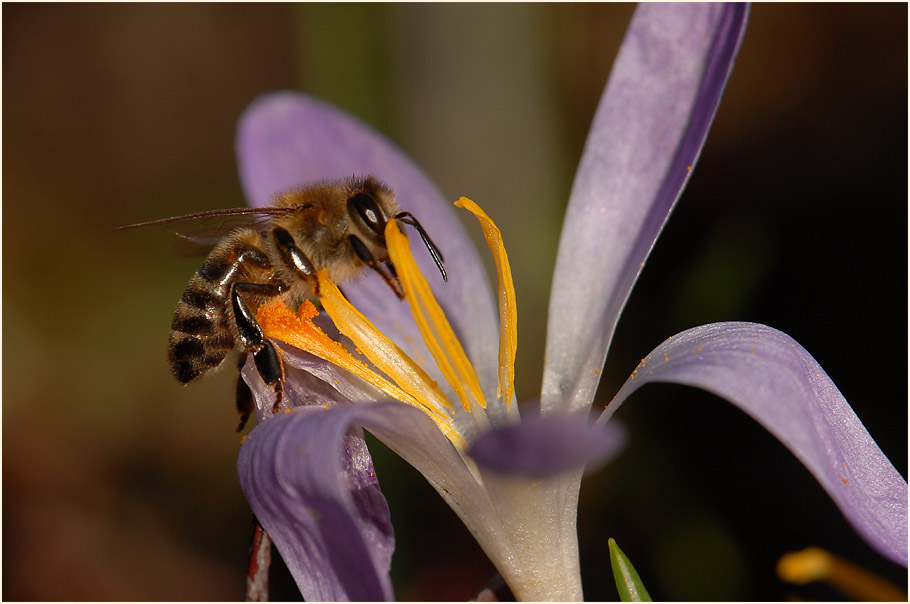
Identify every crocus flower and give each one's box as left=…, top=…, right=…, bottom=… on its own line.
left=235, top=3, right=907, bottom=601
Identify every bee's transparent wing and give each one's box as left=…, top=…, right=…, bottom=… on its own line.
left=117, top=207, right=288, bottom=257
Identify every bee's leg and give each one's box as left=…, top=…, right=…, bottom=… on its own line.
left=272, top=227, right=320, bottom=296
left=231, top=282, right=286, bottom=414
left=235, top=352, right=253, bottom=432
left=253, top=341, right=284, bottom=412
left=348, top=234, right=405, bottom=299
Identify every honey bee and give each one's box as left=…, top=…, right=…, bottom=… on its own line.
left=120, top=176, right=446, bottom=431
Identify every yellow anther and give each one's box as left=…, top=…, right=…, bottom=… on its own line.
left=256, top=299, right=415, bottom=408
left=256, top=292, right=465, bottom=449
left=316, top=273, right=454, bottom=422
left=778, top=547, right=907, bottom=602
left=386, top=219, right=487, bottom=413
left=455, top=197, right=518, bottom=407
left=255, top=196, right=514, bottom=455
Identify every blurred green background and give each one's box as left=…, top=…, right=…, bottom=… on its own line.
left=3, top=3, right=906, bottom=600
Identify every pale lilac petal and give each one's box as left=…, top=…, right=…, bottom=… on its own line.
left=356, top=402, right=586, bottom=601
left=235, top=92, right=499, bottom=395
left=469, top=413, right=627, bottom=478
left=600, top=322, right=908, bottom=566
left=542, top=4, right=750, bottom=413
left=238, top=406, right=395, bottom=601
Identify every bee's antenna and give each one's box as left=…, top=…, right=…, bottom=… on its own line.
left=393, top=212, right=447, bottom=282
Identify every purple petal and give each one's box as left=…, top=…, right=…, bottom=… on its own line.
left=601, top=322, right=908, bottom=566
left=470, top=413, right=627, bottom=478
left=542, top=4, right=750, bottom=413
left=235, top=92, right=500, bottom=396
left=238, top=406, right=395, bottom=601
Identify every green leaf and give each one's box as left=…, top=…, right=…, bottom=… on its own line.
left=609, top=538, right=653, bottom=602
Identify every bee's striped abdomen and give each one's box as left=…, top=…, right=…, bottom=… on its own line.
left=169, top=281, right=234, bottom=383
left=169, top=232, right=272, bottom=384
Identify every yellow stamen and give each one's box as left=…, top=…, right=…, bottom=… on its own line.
left=256, top=299, right=412, bottom=406
left=316, top=273, right=453, bottom=421
left=455, top=197, right=517, bottom=406
left=386, top=219, right=487, bottom=413
left=256, top=295, right=465, bottom=449
left=256, top=197, right=514, bottom=453
left=777, top=547, right=907, bottom=601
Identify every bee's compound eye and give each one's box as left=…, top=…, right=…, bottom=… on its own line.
left=348, top=192, right=386, bottom=236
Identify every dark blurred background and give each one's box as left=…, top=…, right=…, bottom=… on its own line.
left=3, top=3, right=906, bottom=601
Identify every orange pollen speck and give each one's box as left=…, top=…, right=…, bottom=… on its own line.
left=256, top=299, right=351, bottom=363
